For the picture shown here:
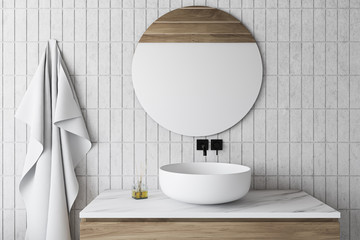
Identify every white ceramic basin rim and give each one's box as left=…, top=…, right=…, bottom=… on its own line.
left=159, top=162, right=251, bottom=205
left=160, top=162, right=250, bottom=175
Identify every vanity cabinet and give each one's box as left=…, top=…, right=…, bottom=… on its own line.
left=80, top=190, right=340, bottom=240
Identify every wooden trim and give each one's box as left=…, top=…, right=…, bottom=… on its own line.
left=140, top=34, right=255, bottom=43
left=145, top=23, right=250, bottom=35
left=80, top=221, right=340, bottom=240
left=82, top=218, right=339, bottom=222
left=139, top=7, right=254, bottom=43
left=156, top=9, right=238, bottom=22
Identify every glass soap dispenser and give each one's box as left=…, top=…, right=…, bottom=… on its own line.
left=132, top=175, right=148, bottom=199
left=132, top=161, right=148, bottom=199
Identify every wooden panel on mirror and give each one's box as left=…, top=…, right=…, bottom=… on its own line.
left=139, top=6, right=254, bottom=43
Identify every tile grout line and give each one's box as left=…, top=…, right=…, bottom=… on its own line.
left=12, top=1, right=15, bottom=238
left=109, top=0, right=112, bottom=190
left=348, top=3, right=351, bottom=238
left=1, top=0, right=4, bottom=238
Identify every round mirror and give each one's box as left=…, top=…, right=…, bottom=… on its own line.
left=132, top=6, right=263, bottom=136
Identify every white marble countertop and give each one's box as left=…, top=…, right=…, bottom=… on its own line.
left=79, top=190, right=340, bottom=219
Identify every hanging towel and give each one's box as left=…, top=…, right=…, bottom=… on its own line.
left=15, top=39, right=91, bottom=240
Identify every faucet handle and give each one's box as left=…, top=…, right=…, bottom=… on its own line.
left=196, top=139, right=209, bottom=156
left=211, top=139, right=223, bottom=155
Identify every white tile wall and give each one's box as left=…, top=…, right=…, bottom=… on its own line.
left=0, top=0, right=359, bottom=239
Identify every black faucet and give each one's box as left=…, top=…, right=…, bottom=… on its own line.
left=196, top=139, right=209, bottom=156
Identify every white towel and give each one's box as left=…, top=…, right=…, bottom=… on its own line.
left=15, top=39, right=91, bottom=240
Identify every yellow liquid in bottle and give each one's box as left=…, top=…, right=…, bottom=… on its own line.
left=132, top=190, right=148, bottom=199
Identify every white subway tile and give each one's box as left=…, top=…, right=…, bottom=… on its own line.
left=3, top=110, right=14, bottom=142
left=302, top=143, right=313, bottom=175
left=302, top=110, right=313, bottom=141
left=326, top=9, right=337, bottom=41
left=278, top=143, right=290, bottom=175
left=4, top=210, right=14, bottom=240
left=350, top=143, right=360, bottom=175
left=230, top=122, right=241, bottom=142
left=99, top=109, right=110, bottom=142
left=338, top=143, right=350, bottom=175
left=123, top=143, right=134, bottom=175
left=290, top=43, right=301, bottom=75
left=278, top=109, right=290, bottom=142
left=290, top=76, right=301, bottom=108
left=266, top=9, right=277, bottom=41
left=326, top=110, right=337, bottom=142
left=135, top=9, right=146, bottom=42
left=99, top=43, right=110, bottom=75
left=290, top=110, right=301, bottom=142
left=278, top=176, right=290, bottom=189
left=254, top=110, right=265, bottom=142
left=111, top=109, right=122, bottom=142
left=338, top=43, right=350, bottom=75
left=290, top=9, right=301, bottom=41
left=99, top=9, right=110, bottom=41
left=325, top=76, right=337, bottom=109
left=266, top=110, right=277, bottom=142
left=314, top=110, right=326, bottom=142
left=266, top=143, right=277, bottom=175
left=314, top=143, right=326, bottom=175
left=242, top=110, right=254, bottom=141
left=314, top=43, right=326, bottom=75
left=314, top=76, right=326, bottom=108
left=110, top=143, right=122, bottom=175
left=254, top=143, right=265, bottom=175
left=338, top=177, right=350, bottom=209
left=75, top=9, right=86, bottom=41
left=51, top=9, right=62, bottom=40
left=302, top=176, right=313, bottom=195
left=290, top=176, right=301, bottom=190
left=99, top=77, right=111, bottom=108
left=278, top=9, right=289, bottom=41
left=3, top=43, right=14, bottom=75
left=123, top=43, right=134, bottom=75
left=350, top=110, right=360, bottom=142
left=123, top=110, right=134, bottom=142
left=350, top=43, right=360, bottom=75
left=350, top=177, right=360, bottom=208
left=340, top=210, right=350, bottom=240
left=15, top=210, right=26, bottom=240
left=326, top=143, right=337, bottom=175
left=338, top=9, right=349, bottom=41
left=325, top=176, right=338, bottom=209
left=314, top=9, right=325, bottom=41
left=242, top=143, right=254, bottom=175
left=266, top=43, right=277, bottom=75
left=15, top=9, right=26, bottom=41
left=74, top=43, right=86, bottom=75
left=4, top=177, right=14, bottom=208
left=350, top=9, right=360, bottom=41
left=326, top=43, right=337, bottom=75
left=278, top=76, right=289, bottom=108
left=302, top=43, right=314, bottom=75
left=26, top=10, right=38, bottom=42
left=350, top=210, right=360, bottom=240
left=290, top=143, right=301, bottom=175
left=302, top=9, right=313, bottom=41
left=314, top=176, right=326, bottom=203
left=39, top=9, right=50, bottom=41
left=3, top=76, right=14, bottom=108
left=86, top=177, right=99, bottom=203
left=15, top=143, right=25, bottom=176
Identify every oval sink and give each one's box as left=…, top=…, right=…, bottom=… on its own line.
left=159, top=162, right=251, bottom=204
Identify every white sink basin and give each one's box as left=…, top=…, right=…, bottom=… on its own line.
left=159, top=162, right=251, bottom=204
